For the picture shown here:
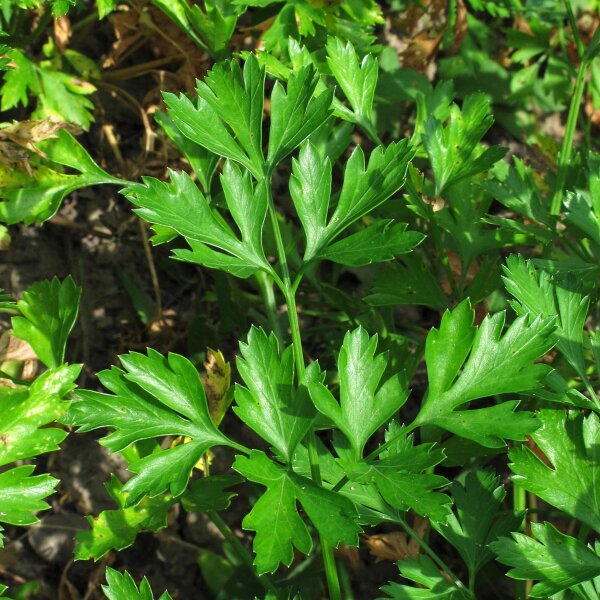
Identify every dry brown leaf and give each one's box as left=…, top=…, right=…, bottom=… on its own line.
left=365, top=531, right=415, bottom=562
left=0, top=120, right=79, bottom=172
left=54, top=15, right=72, bottom=54
left=366, top=517, right=429, bottom=562
left=386, top=0, right=467, bottom=72
left=201, top=348, right=231, bottom=425
left=0, top=331, right=37, bottom=362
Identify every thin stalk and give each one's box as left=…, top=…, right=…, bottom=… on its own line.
left=514, top=484, right=528, bottom=600
left=395, top=514, right=472, bottom=598
left=264, top=179, right=342, bottom=600
left=255, top=271, right=283, bottom=341
left=207, top=510, right=277, bottom=594
left=550, top=43, right=588, bottom=215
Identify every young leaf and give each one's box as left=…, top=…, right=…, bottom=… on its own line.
left=75, top=476, right=174, bottom=561
left=12, top=276, right=81, bottom=369
left=344, top=433, right=451, bottom=521
left=326, top=38, right=377, bottom=126
left=233, top=450, right=360, bottom=574
left=319, top=221, right=424, bottom=267
left=234, top=327, right=317, bottom=463
left=0, top=130, right=123, bottom=225
left=492, top=522, right=600, bottom=598
left=422, top=93, right=506, bottom=195
left=308, top=327, right=408, bottom=460
left=102, top=568, right=173, bottom=600
left=508, top=409, right=600, bottom=534
left=503, top=255, right=590, bottom=384
left=267, top=64, right=334, bottom=169
left=123, top=166, right=270, bottom=277
left=63, top=349, right=245, bottom=506
left=414, top=299, right=555, bottom=445
left=433, top=471, right=523, bottom=583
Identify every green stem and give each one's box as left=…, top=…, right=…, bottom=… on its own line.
left=513, top=484, right=528, bottom=600
left=264, top=178, right=342, bottom=600
left=255, top=271, right=283, bottom=341
left=550, top=50, right=588, bottom=215
left=207, top=511, right=277, bottom=594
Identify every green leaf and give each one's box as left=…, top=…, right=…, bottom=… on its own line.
left=321, top=141, right=414, bottom=257
left=0, top=130, right=123, bottom=225
left=12, top=276, right=81, bottom=368
left=102, top=568, right=173, bottom=600
left=380, top=555, right=469, bottom=599
left=162, top=53, right=279, bottom=174
left=162, top=93, right=252, bottom=175
left=427, top=401, right=540, bottom=449
left=485, top=157, right=552, bottom=227
left=187, top=0, right=239, bottom=59
left=422, top=93, right=506, bottom=195
left=0, top=466, right=58, bottom=527
left=233, top=450, right=360, bottom=574
left=155, top=110, right=219, bottom=193
left=234, top=327, right=317, bottom=463
left=267, top=64, right=334, bottom=169
left=63, top=349, right=244, bottom=505
left=1, top=50, right=95, bottom=129
left=508, top=409, right=600, bottom=534
left=0, top=363, right=79, bottom=547
left=0, top=45, right=12, bottom=72
left=326, top=38, right=377, bottom=124
left=196, top=55, right=265, bottom=175
left=433, top=471, right=522, bottom=581
left=151, top=0, right=210, bottom=52
left=75, top=476, right=174, bottom=560
left=503, top=255, right=590, bottom=383
left=415, top=299, right=555, bottom=444
left=181, top=475, right=242, bottom=512
left=565, top=191, right=600, bottom=247
left=123, top=166, right=270, bottom=277
left=319, top=220, right=424, bottom=267
left=97, top=0, right=118, bottom=18
left=292, top=140, right=414, bottom=262
left=345, top=432, right=451, bottom=521
left=289, top=141, right=331, bottom=261
left=308, top=327, right=408, bottom=460
left=492, top=522, right=600, bottom=598
left=0, top=364, right=80, bottom=467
